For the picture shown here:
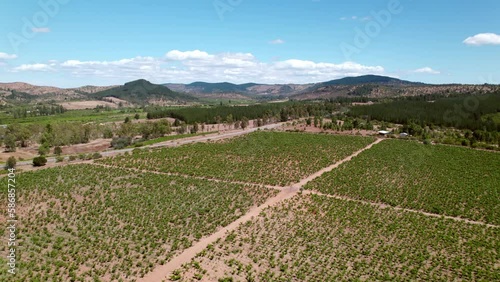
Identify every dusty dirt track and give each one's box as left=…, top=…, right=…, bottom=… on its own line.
left=137, top=139, right=384, bottom=282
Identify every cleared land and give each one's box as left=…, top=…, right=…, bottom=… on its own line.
left=0, top=164, right=277, bottom=281
left=97, top=131, right=376, bottom=186
left=177, top=194, right=500, bottom=281
left=59, top=100, right=118, bottom=110
left=305, top=139, right=500, bottom=225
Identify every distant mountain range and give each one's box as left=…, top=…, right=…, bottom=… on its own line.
left=0, top=75, right=498, bottom=106
left=164, top=81, right=312, bottom=97
left=166, top=75, right=497, bottom=100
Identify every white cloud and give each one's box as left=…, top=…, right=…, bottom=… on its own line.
left=463, top=33, right=500, bottom=46
left=269, top=39, right=285, bottom=45
left=61, top=56, right=156, bottom=67
left=8, top=50, right=387, bottom=84
left=165, top=50, right=214, bottom=60
left=32, top=27, right=51, bottom=33
left=0, top=52, right=17, bottom=60
left=413, top=67, right=440, bottom=74
left=12, top=64, right=53, bottom=72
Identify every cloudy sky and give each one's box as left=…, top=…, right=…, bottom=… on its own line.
left=0, top=0, right=499, bottom=87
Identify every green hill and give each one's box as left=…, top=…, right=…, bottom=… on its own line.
left=92, top=79, right=197, bottom=105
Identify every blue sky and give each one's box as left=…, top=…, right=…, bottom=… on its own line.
left=0, top=0, right=499, bottom=87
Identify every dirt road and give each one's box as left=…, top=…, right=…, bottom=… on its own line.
left=13, top=122, right=284, bottom=168
left=138, top=138, right=383, bottom=282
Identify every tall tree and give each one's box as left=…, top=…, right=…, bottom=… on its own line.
left=241, top=116, right=249, bottom=130
left=4, top=134, right=16, bottom=152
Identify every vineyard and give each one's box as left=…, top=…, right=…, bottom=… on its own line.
left=176, top=194, right=500, bottom=281
left=1, top=131, right=499, bottom=281
left=305, top=139, right=500, bottom=225
left=0, top=164, right=277, bottom=281
left=97, top=131, right=376, bottom=186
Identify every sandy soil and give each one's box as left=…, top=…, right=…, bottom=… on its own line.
left=0, top=150, right=36, bottom=162
left=61, top=138, right=112, bottom=155
left=0, top=138, right=111, bottom=163
left=102, top=96, right=130, bottom=105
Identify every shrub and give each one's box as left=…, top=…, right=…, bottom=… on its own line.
left=54, top=146, right=63, bottom=156
left=68, top=155, right=77, bottom=162
left=103, top=128, right=114, bottom=139
left=92, top=152, right=103, bottom=159
left=6, top=156, right=16, bottom=169
left=111, top=137, right=132, bottom=149
left=55, top=156, right=65, bottom=163
left=33, top=156, right=47, bottom=167
left=38, top=144, right=50, bottom=156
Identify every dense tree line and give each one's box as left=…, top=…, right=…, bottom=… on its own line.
left=348, top=92, right=500, bottom=132
left=11, top=104, right=66, bottom=119
left=146, top=102, right=340, bottom=124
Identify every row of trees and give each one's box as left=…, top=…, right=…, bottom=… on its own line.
left=1, top=117, right=173, bottom=153
left=348, top=92, right=500, bottom=132
left=145, top=102, right=341, bottom=125
left=10, top=104, right=66, bottom=119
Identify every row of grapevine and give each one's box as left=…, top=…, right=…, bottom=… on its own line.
left=176, top=194, right=500, bottom=281
left=306, top=139, right=500, bottom=225
left=0, top=164, right=277, bottom=281
left=97, top=131, right=376, bottom=186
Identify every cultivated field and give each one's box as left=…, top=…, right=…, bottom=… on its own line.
left=97, top=131, right=376, bottom=186
left=176, top=194, right=500, bottom=281
left=0, top=164, right=277, bottom=281
left=1, top=132, right=499, bottom=282
left=306, top=139, right=500, bottom=225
